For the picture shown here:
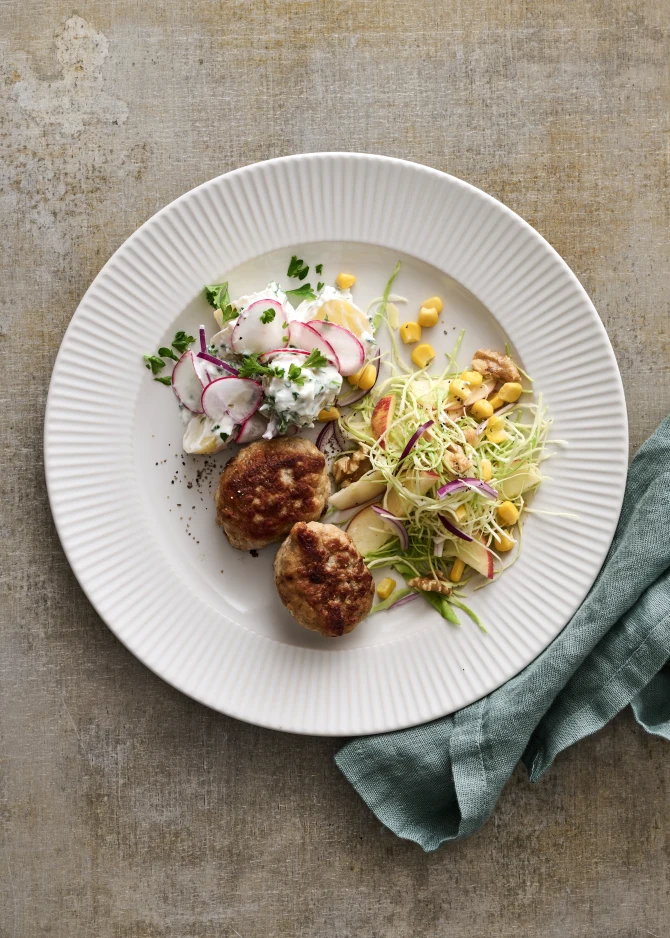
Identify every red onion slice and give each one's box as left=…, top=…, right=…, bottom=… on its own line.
left=398, top=420, right=434, bottom=463
left=389, top=591, right=420, bottom=609
left=197, top=351, right=239, bottom=376
left=437, top=477, right=497, bottom=500
left=439, top=514, right=474, bottom=542
left=316, top=421, right=334, bottom=452
left=372, top=506, right=409, bottom=550
left=199, top=324, right=207, bottom=355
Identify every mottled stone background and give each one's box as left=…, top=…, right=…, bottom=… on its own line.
left=1, top=2, right=669, bottom=936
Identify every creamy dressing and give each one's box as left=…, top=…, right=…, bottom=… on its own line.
left=260, top=351, right=342, bottom=436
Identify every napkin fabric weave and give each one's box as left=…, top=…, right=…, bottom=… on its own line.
left=336, top=417, right=670, bottom=851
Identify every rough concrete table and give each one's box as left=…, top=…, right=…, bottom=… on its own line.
left=2, top=2, right=669, bottom=936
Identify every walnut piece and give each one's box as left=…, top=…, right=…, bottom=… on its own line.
left=471, top=349, right=520, bottom=383
left=443, top=444, right=472, bottom=476
left=332, top=446, right=372, bottom=488
left=462, top=427, right=478, bottom=446
left=407, top=576, right=453, bottom=595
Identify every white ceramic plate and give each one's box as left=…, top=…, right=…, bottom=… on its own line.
left=45, top=154, right=627, bottom=736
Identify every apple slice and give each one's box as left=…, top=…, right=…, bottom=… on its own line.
left=201, top=376, right=263, bottom=424
left=231, top=299, right=288, bottom=355
left=385, top=470, right=438, bottom=517
left=328, top=471, right=387, bottom=510
left=172, top=349, right=208, bottom=413
left=497, top=466, right=542, bottom=499
left=464, top=377, right=496, bottom=408
left=308, top=321, right=364, bottom=375
left=235, top=411, right=268, bottom=444
left=451, top=538, right=494, bottom=579
left=346, top=504, right=393, bottom=555
left=287, top=321, right=340, bottom=369
left=370, top=395, right=396, bottom=450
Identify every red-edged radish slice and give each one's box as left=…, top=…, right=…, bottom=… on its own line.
left=231, top=299, right=288, bottom=355
left=201, top=377, right=263, bottom=424
left=235, top=412, right=268, bottom=444
left=258, top=348, right=311, bottom=364
left=172, top=350, right=207, bottom=413
left=308, top=321, right=364, bottom=375
left=287, top=321, right=340, bottom=369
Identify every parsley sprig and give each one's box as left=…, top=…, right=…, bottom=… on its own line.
left=144, top=354, right=165, bottom=374
left=260, top=308, right=276, bottom=324
left=285, top=283, right=317, bottom=301
left=287, top=255, right=309, bottom=280
left=303, top=348, right=329, bottom=369
left=172, top=331, right=196, bottom=354
left=204, top=281, right=237, bottom=324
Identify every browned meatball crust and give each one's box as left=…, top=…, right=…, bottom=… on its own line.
left=274, top=522, right=375, bottom=637
left=214, top=437, right=329, bottom=550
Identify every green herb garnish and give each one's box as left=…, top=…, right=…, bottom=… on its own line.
left=287, top=255, right=309, bottom=280
left=303, top=348, right=329, bottom=369
left=144, top=354, right=165, bottom=374
left=316, top=281, right=324, bottom=291
left=237, top=354, right=286, bottom=381
left=204, top=281, right=237, bottom=324
left=260, top=308, right=276, bottom=324
left=172, top=331, right=195, bottom=354
left=285, top=283, right=317, bottom=301
left=315, top=263, right=323, bottom=275
left=220, top=432, right=229, bottom=441
left=287, top=363, right=306, bottom=385
left=154, top=375, right=172, bottom=386
left=158, top=346, right=179, bottom=362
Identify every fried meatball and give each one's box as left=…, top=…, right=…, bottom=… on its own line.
left=214, top=437, right=329, bottom=551
left=274, top=521, right=375, bottom=637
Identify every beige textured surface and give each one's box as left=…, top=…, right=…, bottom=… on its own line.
left=1, top=2, right=669, bottom=936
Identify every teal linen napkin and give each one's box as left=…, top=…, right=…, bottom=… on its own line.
left=336, top=417, right=670, bottom=851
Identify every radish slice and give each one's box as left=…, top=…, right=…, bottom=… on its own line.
left=235, top=411, right=268, bottom=444
left=308, top=321, right=364, bottom=375
left=201, top=377, right=263, bottom=424
left=231, top=299, right=288, bottom=355
left=172, top=350, right=207, bottom=413
left=287, top=322, right=339, bottom=369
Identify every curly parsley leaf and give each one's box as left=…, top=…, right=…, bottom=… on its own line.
left=287, top=363, right=306, bottom=386
left=172, top=331, right=195, bottom=354
left=237, top=354, right=285, bottom=381
left=316, top=281, right=324, bottom=292
left=260, top=308, right=276, bottom=324
left=204, top=281, right=231, bottom=310
left=285, top=283, right=316, bottom=301
left=154, top=375, right=172, bottom=386
left=144, top=354, right=166, bottom=374
left=303, top=348, right=329, bottom=369
left=315, top=263, right=323, bottom=275
left=158, top=346, right=179, bottom=362
left=287, top=255, right=309, bottom=280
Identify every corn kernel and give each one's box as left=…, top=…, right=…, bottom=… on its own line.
left=470, top=399, right=493, bottom=420
left=400, top=321, right=422, bottom=344
left=357, top=363, right=377, bottom=391
left=497, top=500, right=520, bottom=525
left=493, top=530, right=516, bottom=552
left=317, top=406, right=340, bottom=422
left=460, top=370, right=483, bottom=388
left=488, top=394, right=504, bottom=410
left=347, top=367, right=364, bottom=387
left=455, top=505, right=467, bottom=521
left=486, top=427, right=508, bottom=444
left=411, top=343, right=436, bottom=369
left=499, top=382, right=523, bottom=403
left=448, top=378, right=470, bottom=402
left=449, top=558, right=465, bottom=583
left=422, top=295, right=443, bottom=314
left=377, top=577, right=396, bottom=600
left=336, top=272, right=356, bottom=290
left=480, top=458, right=492, bottom=481
left=488, top=414, right=506, bottom=429
left=418, top=306, right=439, bottom=328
